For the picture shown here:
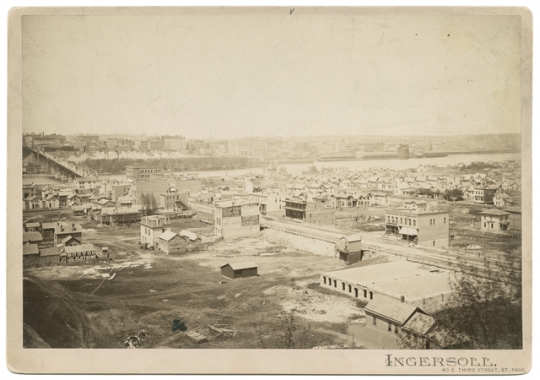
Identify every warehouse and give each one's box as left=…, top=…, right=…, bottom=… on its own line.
left=320, top=261, right=453, bottom=313
left=220, top=262, right=258, bottom=279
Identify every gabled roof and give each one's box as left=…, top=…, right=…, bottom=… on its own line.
left=159, top=230, right=178, bottom=242
left=179, top=230, right=198, bottom=241
left=61, top=235, right=80, bottom=244
left=402, top=312, right=437, bottom=335
left=221, top=261, right=258, bottom=271
left=364, top=298, right=421, bottom=325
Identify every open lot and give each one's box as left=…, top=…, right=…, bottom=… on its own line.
left=23, top=211, right=394, bottom=349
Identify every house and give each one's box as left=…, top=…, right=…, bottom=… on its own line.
left=36, top=246, right=62, bottom=266
left=336, top=234, right=363, bottom=264
left=140, top=215, right=171, bottom=248
left=40, top=222, right=57, bottom=246
left=158, top=230, right=187, bottom=254
left=364, top=297, right=426, bottom=337
left=368, top=192, right=390, bottom=206
left=54, top=222, right=83, bottom=246
left=479, top=209, right=510, bottom=233
left=60, top=243, right=98, bottom=263
left=59, top=235, right=81, bottom=247
left=214, top=199, right=260, bottom=239
left=473, top=188, right=496, bottom=204
left=159, top=188, right=189, bottom=211
left=503, top=207, right=522, bottom=230
left=99, top=207, right=142, bottom=225
left=220, top=262, right=258, bottom=279
left=43, top=195, right=60, bottom=209
left=248, top=193, right=284, bottom=216
left=385, top=208, right=450, bottom=248
left=25, top=222, right=40, bottom=232
left=493, top=193, right=515, bottom=208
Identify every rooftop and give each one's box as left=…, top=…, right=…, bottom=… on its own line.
left=222, top=261, right=258, bottom=271
left=62, top=243, right=96, bottom=254
left=214, top=199, right=258, bottom=208
left=403, top=312, right=437, bottom=335
left=480, top=209, right=510, bottom=216
left=323, top=261, right=453, bottom=302
left=23, top=244, right=39, bottom=256
left=159, top=230, right=178, bottom=242
left=364, top=298, right=420, bottom=325
left=23, top=232, right=43, bottom=242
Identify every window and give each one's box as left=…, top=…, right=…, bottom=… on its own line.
left=323, top=276, right=326, bottom=285
left=363, top=289, right=367, bottom=298
left=373, top=317, right=377, bottom=326
left=395, top=326, right=399, bottom=334
left=342, top=282, right=345, bottom=291
left=413, top=220, right=416, bottom=226
left=388, top=323, right=392, bottom=332
left=433, top=241, right=435, bottom=247
left=334, top=280, right=337, bottom=288
left=370, top=291, right=373, bottom=300
left=348, top=284, right=352, bottom=293
left=433, top=219, right=436, bottom=225
left=484, top=222, right=486, bottom=227
left=444, top=217, right=446, bottom=224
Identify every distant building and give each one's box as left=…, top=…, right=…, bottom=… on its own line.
left=284, top=196, right=335, bottom=225
left=162, top=136, right=187, bottom=151
left=228, top=139, right=268, bottom=156
left=214, top=199, right=260, bottom=239
left=60, top=243, right=98, bottom=263
left=126, top=166, right=164, bottom=180
left=220, top=262, right=258, bottom=279
left=248, top=193, right=284, bottom=216
left=479, top=209, right=510, bottom=233
left=147, top=138, right=163, bottom=151
left=473, top=188, right=496, bottom=204
left=160, top=188, right=189, bottom=211
left=385, top=208, right=450, bottom=248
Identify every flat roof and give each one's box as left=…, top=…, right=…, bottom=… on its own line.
left=386, top=208, right=448, bottom=216
left=214, top=199, right=258, bottom=208
left=323, top=261, right=453, bottom=301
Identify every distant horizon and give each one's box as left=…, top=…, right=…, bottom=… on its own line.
left=24, top=131, right=522, bottom=140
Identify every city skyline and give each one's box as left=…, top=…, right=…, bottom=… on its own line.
left=22, top=13, right=521, bottom=139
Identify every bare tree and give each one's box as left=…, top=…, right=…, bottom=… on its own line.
left=253, top=311, right=312, bottom=349
left=435, top=249, right=522, bottom=349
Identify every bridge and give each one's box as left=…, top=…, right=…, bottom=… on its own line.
left=23, top=147, right=98, bottom=182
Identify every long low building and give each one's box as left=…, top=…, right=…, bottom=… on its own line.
left=320, top=261, right=453, bottom=313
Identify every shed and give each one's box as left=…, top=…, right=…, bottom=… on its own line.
left=220, top=261, right=258, bottom=279
left=23, top=231, right=43, bottom=245
left=25, top=222, right=41, bottom=232
left=158, top=230, right=187, bottom=255
left=336, top=234, right=363, bottom=265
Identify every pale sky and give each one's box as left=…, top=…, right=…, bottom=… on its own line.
left=22, top=13, right=522, bottom=139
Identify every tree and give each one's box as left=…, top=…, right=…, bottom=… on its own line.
left=140, top=192, right=158, bottom=216
left=253, top=311, right=312, bottom=349
left=307, top=165, right=319, bottom=174
left=435, top=249, right=522, bottom=349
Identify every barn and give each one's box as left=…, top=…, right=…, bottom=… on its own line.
left=220, top=262, right=258, bottom=279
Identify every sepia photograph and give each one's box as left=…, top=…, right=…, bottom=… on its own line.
left=6, top=6, right=532, bottom=375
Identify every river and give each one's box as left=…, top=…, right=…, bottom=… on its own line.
left=23, top=152, right=521, bottom=185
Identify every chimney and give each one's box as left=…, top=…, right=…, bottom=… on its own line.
left=400, top=295, right=405, bottom=303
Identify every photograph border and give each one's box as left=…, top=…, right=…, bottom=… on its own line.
left=7, top=6, right=533, bottom=374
